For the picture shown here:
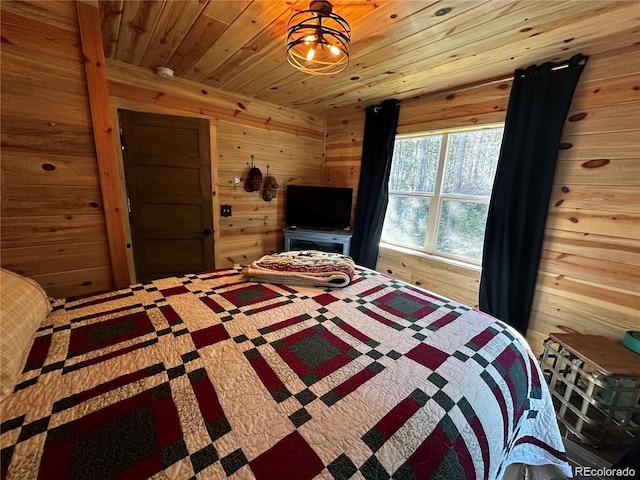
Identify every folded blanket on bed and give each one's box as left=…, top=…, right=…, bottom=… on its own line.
left=243, top=250, right=356, bottom=287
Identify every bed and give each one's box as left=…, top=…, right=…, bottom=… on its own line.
left=0, top=253, right=571, bottom=479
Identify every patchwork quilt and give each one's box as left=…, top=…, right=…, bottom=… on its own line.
left=0, top=266, right=571, bottom=480
left=243, top=251, right=356, bottom=288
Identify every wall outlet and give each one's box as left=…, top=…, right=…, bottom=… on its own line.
left=234, top=176, right=240, bottom=187
left=220, top=205, right=232, bottom=217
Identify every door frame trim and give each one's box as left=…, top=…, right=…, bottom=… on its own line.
left=110, top=104, right=221, bottom=283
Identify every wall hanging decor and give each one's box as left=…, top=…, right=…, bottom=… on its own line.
left=244, top=155, right=263, bottom=192
left=262, top=165, right=278, bottom=201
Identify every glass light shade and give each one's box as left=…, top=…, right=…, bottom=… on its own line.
left=286, top=2, right=351, bottom=75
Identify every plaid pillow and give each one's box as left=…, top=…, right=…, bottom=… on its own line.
left=0, top=268, right=52, bottom=400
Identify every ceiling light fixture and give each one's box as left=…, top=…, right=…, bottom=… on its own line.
left=286, top=0, right=351, bottom=75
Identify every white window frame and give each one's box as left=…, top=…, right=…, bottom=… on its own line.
left=381, top=123, right=504, bottom=266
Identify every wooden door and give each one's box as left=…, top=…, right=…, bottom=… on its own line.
left=120, top=110, right=214, bottom=283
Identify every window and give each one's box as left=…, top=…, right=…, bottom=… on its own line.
left=381, top=126, right=504, bottom=263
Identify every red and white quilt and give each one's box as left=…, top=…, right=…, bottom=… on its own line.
left=0, top=266, right=571, bottom=479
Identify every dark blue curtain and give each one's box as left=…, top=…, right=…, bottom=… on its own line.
left=479, top=54, right=587, bottom=334
left=350, top=99, right=400, bottom=268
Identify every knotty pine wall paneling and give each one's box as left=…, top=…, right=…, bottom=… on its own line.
left=1, top=1, right=113, bottom=298
left=528, top=44, right=640, bottom=352
left=106, top=60, right=325, bottom=268
left=0, top=1, right=325, bottom=296
left=325, top=44, right=640, bottom=354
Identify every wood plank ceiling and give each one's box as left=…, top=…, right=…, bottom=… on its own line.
left=99, top=0, right=639, bottom=115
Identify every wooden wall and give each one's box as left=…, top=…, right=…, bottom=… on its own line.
left=0, top=1, right=324, bottom=297
left=0, top=1, right=114, bottom=298
left=325, top=45, right=639, bottom=354
left=529, top=44, right=640, bottom=351
left=106, top=60, right=325, bottom=269
left=2, top=1, right=637, bottom=343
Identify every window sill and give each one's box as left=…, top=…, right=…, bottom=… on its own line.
left=378, top=243, right=481, bottom=274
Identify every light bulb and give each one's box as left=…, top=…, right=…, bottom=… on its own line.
left=306, top=47, right=316, bottom=61
left=329, top=45, right=340, bottom=56
left=304, top=35, right=317, bottom=45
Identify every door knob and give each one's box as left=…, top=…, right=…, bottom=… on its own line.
left=198, top=228, right=212, bottom=236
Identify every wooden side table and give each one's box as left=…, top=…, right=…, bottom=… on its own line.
left=540, top=333, right=640, bottom=447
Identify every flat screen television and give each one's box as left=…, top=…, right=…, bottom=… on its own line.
left=286, top=185, right=353, bottom=230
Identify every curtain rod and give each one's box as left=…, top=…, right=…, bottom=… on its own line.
left=401, top=73, right=513, bottom=107
left=402, top=56, right=582, bottom=107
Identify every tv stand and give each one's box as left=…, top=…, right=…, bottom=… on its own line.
left=283, top=227, right=352, bottom=255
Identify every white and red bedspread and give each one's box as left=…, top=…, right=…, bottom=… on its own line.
left=0, top=265, right=570, bottom=479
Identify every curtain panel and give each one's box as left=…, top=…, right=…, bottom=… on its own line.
left=479, top=54, right=588, bottom=334
left=350, top=99, right=400, bottom=269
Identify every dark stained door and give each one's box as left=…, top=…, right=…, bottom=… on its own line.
left=120, top=110, right=214, bottom=283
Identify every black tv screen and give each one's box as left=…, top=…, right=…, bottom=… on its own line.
left=286, top=185, right=353, bottom=230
